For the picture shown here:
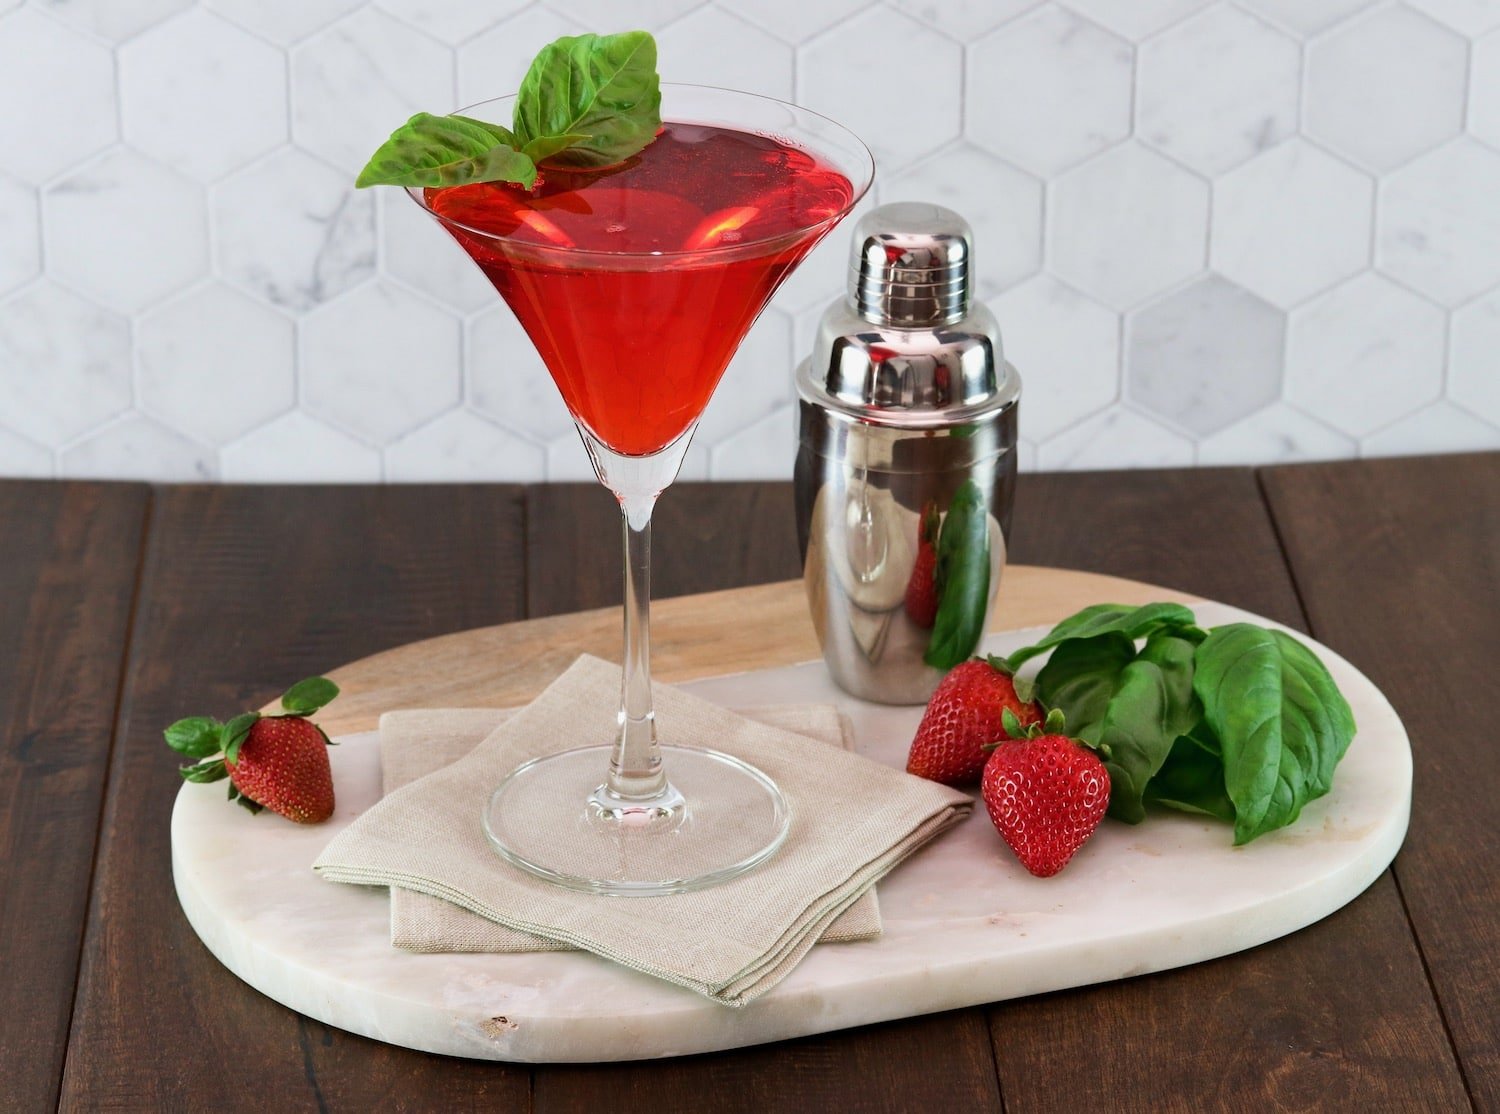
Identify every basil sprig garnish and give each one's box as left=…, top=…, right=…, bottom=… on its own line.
left=1015, top=603, right=1356, bottom=844
left=355, top=30, right=662, bottom=190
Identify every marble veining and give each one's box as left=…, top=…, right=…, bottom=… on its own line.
left=172, top=602, right=1411, bottom=1062
left=0, top=0, right=1496, bottom=481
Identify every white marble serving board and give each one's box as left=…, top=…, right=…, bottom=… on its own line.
left=172, top=601, right=1411, bottom=1062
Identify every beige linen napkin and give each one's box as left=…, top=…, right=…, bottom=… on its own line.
left=314, top=654, right=970, bottom=1006
left=380, top=705, right=882, bottom=950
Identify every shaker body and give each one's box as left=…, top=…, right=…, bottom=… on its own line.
left=795, top=375, right=1020, bottom=704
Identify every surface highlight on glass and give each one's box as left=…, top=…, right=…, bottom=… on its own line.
left=410, top=85, right=873, bottom=895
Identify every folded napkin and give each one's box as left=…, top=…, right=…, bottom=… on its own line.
left=314, top=654, right=970, bottom=1006
left=379, top=704, right=882, bottom=950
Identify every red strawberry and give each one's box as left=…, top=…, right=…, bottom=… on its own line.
left=906, top=657, right=1043, bottom=785
left=904, top=500, right=941, bottom=628
left=165, top=677, right=340, bottom=824
left=981, top=709, right=1110, bottom=877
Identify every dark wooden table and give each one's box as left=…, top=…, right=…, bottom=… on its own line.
left=3, top=453, right=1495, bottom=1112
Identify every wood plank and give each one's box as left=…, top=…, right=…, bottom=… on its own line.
left=525, top=481, right=801, bottom=615
left=1264, top=451, right=1499, bottom=1109
left=60, top=485, right=532, bottom=1111
left=0, top=481, right=148, bottom=1113
left=991, top=466, right=1468, bottom=1111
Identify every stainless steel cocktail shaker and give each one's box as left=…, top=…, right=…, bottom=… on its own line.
left=794, top=202, right=1021, bottom=705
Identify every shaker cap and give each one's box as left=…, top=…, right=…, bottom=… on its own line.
left=851, top=202, right=972, bottom=327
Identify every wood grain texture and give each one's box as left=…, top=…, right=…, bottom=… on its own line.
left=1264, top=451, right=1499, bottom=1109
left=988, top=467, right=1469, bottom=1112
left=60, top=485, right=532, bottom=1111
left=0, top=481, right=148, bottom=1113
left=526, top=481, right=801, bottom=615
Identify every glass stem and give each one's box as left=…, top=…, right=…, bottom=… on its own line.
left=607, top=494, right=667, bottom=800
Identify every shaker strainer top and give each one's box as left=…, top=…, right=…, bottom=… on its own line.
left=851, top=201, right=973, bottom=328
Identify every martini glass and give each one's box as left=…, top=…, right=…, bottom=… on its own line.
left=411, top=85, right=872, bottom=895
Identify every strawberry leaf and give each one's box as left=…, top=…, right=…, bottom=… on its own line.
left=164, top=716, right=222, bottom=758
left=1000, top=707, right=1024, bottom=739
left=281, top=677, right=339, bottom=715
left=235, top=794, right=264, bottom=815
left=221, top=712, right=259, bottom=764
left=180, top=758, right=228, bottom=784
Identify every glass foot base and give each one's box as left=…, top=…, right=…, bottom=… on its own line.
left=482, top=744, right=790, bottom=896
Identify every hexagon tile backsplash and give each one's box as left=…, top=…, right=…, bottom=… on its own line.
left=1, top=0, right=1498, bottom=483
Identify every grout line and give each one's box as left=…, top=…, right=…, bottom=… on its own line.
left=52, top=481, right=155, bottom=1110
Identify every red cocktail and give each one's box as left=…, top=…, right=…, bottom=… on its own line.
left=410, top=86, right=872, bottom=895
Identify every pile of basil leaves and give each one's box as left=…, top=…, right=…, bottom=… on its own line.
left=1003, top=603, right=1357, bottom=845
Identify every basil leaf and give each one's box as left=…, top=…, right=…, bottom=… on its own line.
left=1096, top=631, right=1203, bottom=823
left=522, top=133, right=591, bottom=163
left=356, top=112, right=538, bottom=189
left=923, top=481, right=991, bottom=670
left=1193, top=624, right=1356, bottom=844
left=1033, top=632, right=1136, bottom=744
left=180, top=758, right=228, bottom=784
left=164, top=716, right=221, bottom=758
left=1147, top=732, right=1235, bottom=822
left=281, top=676, right=339, bottom=715
left=1138, top=631, right=1201, bottom=741
left=1004, top=601, right=1199, bottom=671
left=513, top=31, right=662, bottom=169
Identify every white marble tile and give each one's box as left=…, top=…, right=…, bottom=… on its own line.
left=0, top=175, right=38, bottom=296
left=1126, top=275, right=1285, bottom=437
left=60, top=414, right=215, bottom=481
left=380, top=188, right=495, bottom=313
left=1285, top=274, right=1445, bottom=438
left=467, top=304, right=577, bottom=443
left=989, top=275, right=1120, bottom=440
left=0, top=282, right=130, bottom=447
left=966, top=7, right=1132, bottom=178
left=544, top=0, right=703, bottom=30
left=1377, top=139, right=1500, bottom=306
left=385, top=408, right=545, bottom=481
left=544, top=428, right=596, bottom=481
left=799, top=7, right=961, bottom=170
left=881, top=144, right=1042, bottom=297
left=1137, top=6, right=1300, bottom=176
left=1196, top=402, right=1356, bottom=465
left=45, top=150, right=208, bottom=315
left=696, top=307, right=795, bottom=445
left=1361, top=401, right=1500, bottom=456
left=30, top=0, right=189, bottom=41
left=291, top=8, right=455, bottom=177
left=120, top=9, right=287, bottom=183
left=374, top=0, right=527, bottom=44
left=214, top=147, right=377, bottom=313
left=1015, top=436, right=1038, bottom=472
left=221, top=411, right=382, bottom=482
left=458, top=7, right=583, bottom=106
left=0, top=423, right=52, bottom=476
left=1407, top=0, right=1500, bottom=35
left=0, top=9, right=116, bottom=185
left=1048, top=143, right=1209, bottom=309
left=1239, top=0, right=1378, bottom=35
left=1447, top=286, right=1500, bottom=426
left=136, top=284, right=296, bottom=445
left=1056, top=0, right=1212, bottom=40
left=657, top=7, right=794, bottom=101
left=890, top=0, right=1040, bottom=38
left=709, top=404, right=797, bottom=480
left=1036, top=407, right=1194, bottom=470
left=205, top=0, right=365, bottom=45
left=1211, top=139, right=1373, bottom=309
left=1472, top=30, right=1500, bottom=151
left=300, top=279, right=462, bottom=443
left=1304, top=6, right=1466, bottom=172
left=734, top=0, right=868, bottom=41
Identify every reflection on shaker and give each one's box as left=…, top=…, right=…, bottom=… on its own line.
left=795, top=202, right=1021, bottom=705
